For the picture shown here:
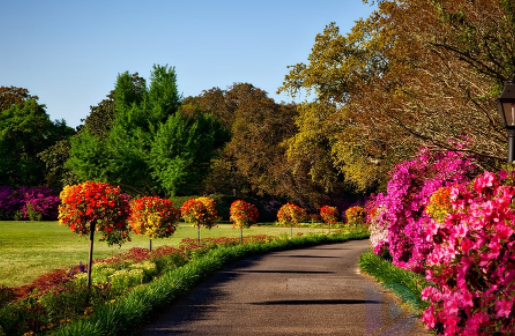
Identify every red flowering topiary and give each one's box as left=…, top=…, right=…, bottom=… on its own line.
left=129, top=196, right=180, bottom=239
left=320, top=206, right=339, bottom=224
left=196, top=197, right=218, bottom=229
left=277, top=203, right=307, bottom=231
left=230, top=200, right=259, bottom=229
left=345, top=206, right=366, bottom=226
left=181, top=199, right=209, bottom=228
left=58, top=182, right=131, bottom=246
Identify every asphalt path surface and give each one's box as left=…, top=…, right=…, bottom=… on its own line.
left=141, top=239, right=431, bottom=336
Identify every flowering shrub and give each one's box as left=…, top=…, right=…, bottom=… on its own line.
left=365, top=202, right=390, bottom=255
left=58, top=182, right=131, bottom=246
left=345, top=206, right=366, bottom=226
left=0, top=186, right=60, bottom=220
left=421, top=171, right=515, bottom=335
left=320, top=205, right=339, bottom=224
left=129, top=197, right=180, bottom=239
left=196, top=197, right=218, bottom=228
left=277, top=203, right=307, bottom=226
left=365, top=147, right=477, bottom=272
left=229, top=200, right=259, bottom=229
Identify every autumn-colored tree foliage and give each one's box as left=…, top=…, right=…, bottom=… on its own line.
left=0, top=86, right=38, bottom=112
left=58, top=181, right=131, bottom=246
left=280, top=0, right=514, bottom=190
left=187, top=83, right=348, bottom=208
left=129, top=196, right=180, bottom=238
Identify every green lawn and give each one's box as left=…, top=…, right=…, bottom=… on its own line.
left=0, top=221, right=327, bottom=287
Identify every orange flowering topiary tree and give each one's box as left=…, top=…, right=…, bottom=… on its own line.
left=277, top=203, right=307, bottom=238
left=58, top=181, right=131, bottom=287
left=181, top=197, right=218, bottom=243
left=345, top=206, right=366, bottom=228
left=229, top=200, right=259, bottom=243
left=129, top=196, right=180, bottom=251
left=196, top=197, right=218, bottom=227
left=320, top=205, right=339, bottom=233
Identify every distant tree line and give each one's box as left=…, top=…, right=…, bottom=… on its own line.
left=2, top=0, right=512, bottom=210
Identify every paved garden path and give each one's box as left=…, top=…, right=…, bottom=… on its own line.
left=141, top=239, right=431, bottom=336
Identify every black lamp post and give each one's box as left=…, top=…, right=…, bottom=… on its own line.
left=497, top=73, right=515, bottom=163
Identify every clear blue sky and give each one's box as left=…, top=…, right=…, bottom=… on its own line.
left=1, top=1, right=376, bottom=129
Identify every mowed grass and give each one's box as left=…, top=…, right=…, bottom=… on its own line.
left=0, top=221, right=326, bottom=287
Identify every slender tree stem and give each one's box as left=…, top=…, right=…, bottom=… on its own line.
left=87, top=222, right=95, bottom=289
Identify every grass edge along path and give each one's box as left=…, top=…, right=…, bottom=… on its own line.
left=358, top=251, right=433, bottom=316
left=53, top=231, right=370, bottom=336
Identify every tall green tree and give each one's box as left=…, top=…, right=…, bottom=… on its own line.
left=150, top=111, right=228, bottom=196
left=67, top=64, right=227, bottom=197
left=0, top=94, right=75, bottom=188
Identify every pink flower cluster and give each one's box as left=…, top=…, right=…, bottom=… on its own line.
left=421, top=171, right=515, bottom=335
left=366, top=147, right=477, bottom=272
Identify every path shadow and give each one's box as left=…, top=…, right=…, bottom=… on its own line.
left=242, top=270, right=334, bottom=274
left=272, top=255, right=340, bottom=259
left=251, top=299, right=382, bottom=305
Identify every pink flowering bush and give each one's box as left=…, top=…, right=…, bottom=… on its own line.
left=366, top=147, right=477, bottom=272
left=421, top=171, right=515, bottom=335
left=0, top=186, right=60, bottom=220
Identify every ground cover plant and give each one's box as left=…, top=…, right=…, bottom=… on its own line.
left=0, top=230, right=369, bottom=336
left=359, top=251, right=431, bottom=314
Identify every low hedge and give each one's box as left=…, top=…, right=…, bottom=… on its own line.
left=52, top=230, right=370, bottom=336
left=358, top=251, right=432, bottom=314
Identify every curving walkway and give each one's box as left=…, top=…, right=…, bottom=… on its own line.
left=141, top=239, right=431, bottom=336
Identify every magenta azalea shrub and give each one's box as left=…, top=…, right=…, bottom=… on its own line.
left=366, top=147, right=477, bottom=272
left=0, top=186, right=60, bottom=220
left=421, top=171, right=515, bottom=335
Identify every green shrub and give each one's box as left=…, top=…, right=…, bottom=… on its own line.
left=38, top=282, right=92, bottom=323
left=129, top=261, right=158, bottom=282
left=13, top=211, right=23, bottom=221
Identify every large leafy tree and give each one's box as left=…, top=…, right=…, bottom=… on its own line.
left=67, top=64, right=227, bottom=197
left=0, top=90, right=75, bottom=188
left=279, top=0, right=515, bottom=190
left=188, top=83, right=348, bottom=208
